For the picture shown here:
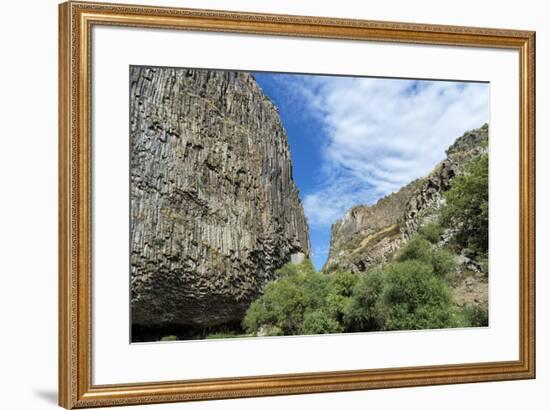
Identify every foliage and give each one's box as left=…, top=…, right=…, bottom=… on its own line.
left=241, top=149, right=488, bottom=337
left=273, top=258, right=315, bottom=278
left=300, top=310, right=343, bottom=334
left=395, top=236, right=457, bottom=278
left=324, top=271, right=356, bottom=317
left=242, top=260, right=330, bottom=335
left=429, top=248, right=457, bottom=278
left=241, top=300, right=268, bottom=334
left=243, top=261, right=362, bottom=335
left=395, top=236, right=432, bottom=264
left=379, top=261, right=458, bottom=330
left=243, top=245, right=461, bottom=335
left=160, top=335, right=177, bottom=342
left=343, top=270, right=385, bottom=332
left=205, top=332, right=243, bottom=339
left=418, top=222, right=443, bottom=244
left=460, top=304, right=489, bottom=327
left=479, top=256, right=489, bottom=278
left=440, top=153, right=489, bottom=254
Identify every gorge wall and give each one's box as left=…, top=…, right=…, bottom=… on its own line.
left=324, top=124, right=488, bottom=274
left=130, top=67, right=310, bottom=335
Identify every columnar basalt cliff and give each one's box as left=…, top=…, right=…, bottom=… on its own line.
left=324, top=124, right=488, bottom=274
left=130, top=67, right=310, bottom=334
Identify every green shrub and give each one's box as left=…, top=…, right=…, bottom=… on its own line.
left=205, top=332, right=243, bottom=339
left=242, top=260, right=328, bottom=335
left=258, top=277, right=313, bottom=334
left=327, top=270, right=356, bottom=297
left=273, top=258, right=315, bottom=278
left=343, top=270, right=385, bottom=332
left=241, top=300, right=267, bottom=334
left=300, top=310, right=343, bottom=334
left=430, top=248, right=457, bottom=278
left=380, top=261, right=457, bottom=330
left=418, top=223, right=443, bottom=244
left=243, top=253, right=461, bottom=336
left=395, top=237, right=432, bottom=264
left=440, top=153, right=489, bottom=254
left=461, top=304, right=489, bottom=327
left=243, top=262, right=362, bottom=336
left=395, top=236, right=457, bottom=278
left=479, top=256, right=489, bottom=278
left=324, top=271, right=357, bottom=320
left=160, top=335, right=177, bottom=342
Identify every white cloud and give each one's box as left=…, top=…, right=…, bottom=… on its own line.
left=287, top=75, right=489, bottom=227
left=311, top=244, right=330, bottom=258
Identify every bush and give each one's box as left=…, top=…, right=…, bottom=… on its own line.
left=343, top=270, right=385, bottom=332
left=461, top=304, right=489, bottom=327
left=160, top=335, right=177, bottom=342
left=324, top=271, right=357, bottom=321
left=300, top=310, right=343, bottom=334
left=241, top=300, right=268, bottom=334
left=273, top=258, right=315, bottom=278
left=259, top=276, right=317, bottom=334
left=479, top=256, right=489, bottom=278
left=242, top=260, right=329, bottom=335
left=430, top=248, right=457, bottom=278
left=418, top=223, right=443, bottom=244
left=205, top=332, right=243, bottom=339
left=395, top=237, right=432, bottom=264
left=380, top=261, right=457, bottom=330
left=243, top=253, right=460, bottom=336
left=395, top=236, right=457, bottom=278
left=242, top=262, right=362, bottom=336
left=440, top=153, right=489, bottom=254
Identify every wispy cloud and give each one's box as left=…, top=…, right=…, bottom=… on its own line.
left=311, top=245, right=330, bottom=258
left=276, top=74, right=489, bottom=227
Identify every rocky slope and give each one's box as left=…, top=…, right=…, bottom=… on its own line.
left=324, top=124, right=488, bottom=274
left=130, top=67, right=310, bottom=336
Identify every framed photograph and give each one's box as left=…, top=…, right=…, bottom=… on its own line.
left=58, top=1, right=535, bottom=408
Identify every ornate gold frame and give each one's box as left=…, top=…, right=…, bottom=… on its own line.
left=58, top=1, right=536, bottom=408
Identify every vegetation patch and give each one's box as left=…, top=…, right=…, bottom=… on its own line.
left=160, top=335, right=178, bottom=342
left=440, top=153, right=489, bottom=256
left=240, top=141, right=489, bottom=338
left=243, top=235, right=479, bottom=336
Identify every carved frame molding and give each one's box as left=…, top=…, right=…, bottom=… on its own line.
left=58, top=1, right=535, bottom=408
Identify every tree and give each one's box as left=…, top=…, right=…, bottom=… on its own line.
left=395, top=236, right=457, bottom=278
left=242, top=260, right=329, bottom=335
left=380, top=261, right=458, bottom=330
left=343, top=270, right=385, bottom=332
left=242, top=247, right=461, bottom=336
left=440, top=153, right=489, bottom=255
left=418, top=222, right=443, bottom=244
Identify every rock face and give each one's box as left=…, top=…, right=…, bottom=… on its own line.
left=130, top=67, right=310, bottom=333
left=325, top=180, right=422, bottom=272
left=403, top=124, right=488, bottom=241
left=324, top=124, right=488, bottom=273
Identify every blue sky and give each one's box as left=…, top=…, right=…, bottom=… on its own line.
left=253, top=72, right=489, bottom=270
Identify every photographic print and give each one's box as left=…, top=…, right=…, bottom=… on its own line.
left=59, top=5, right=535, bottom=406
left=130, top=66, right=489, bottom=343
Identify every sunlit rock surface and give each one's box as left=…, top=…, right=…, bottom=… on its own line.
left=130, top=67, right=310, bottom=332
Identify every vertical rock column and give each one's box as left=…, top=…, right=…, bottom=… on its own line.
left=130, top=67, right=310, bottom=331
